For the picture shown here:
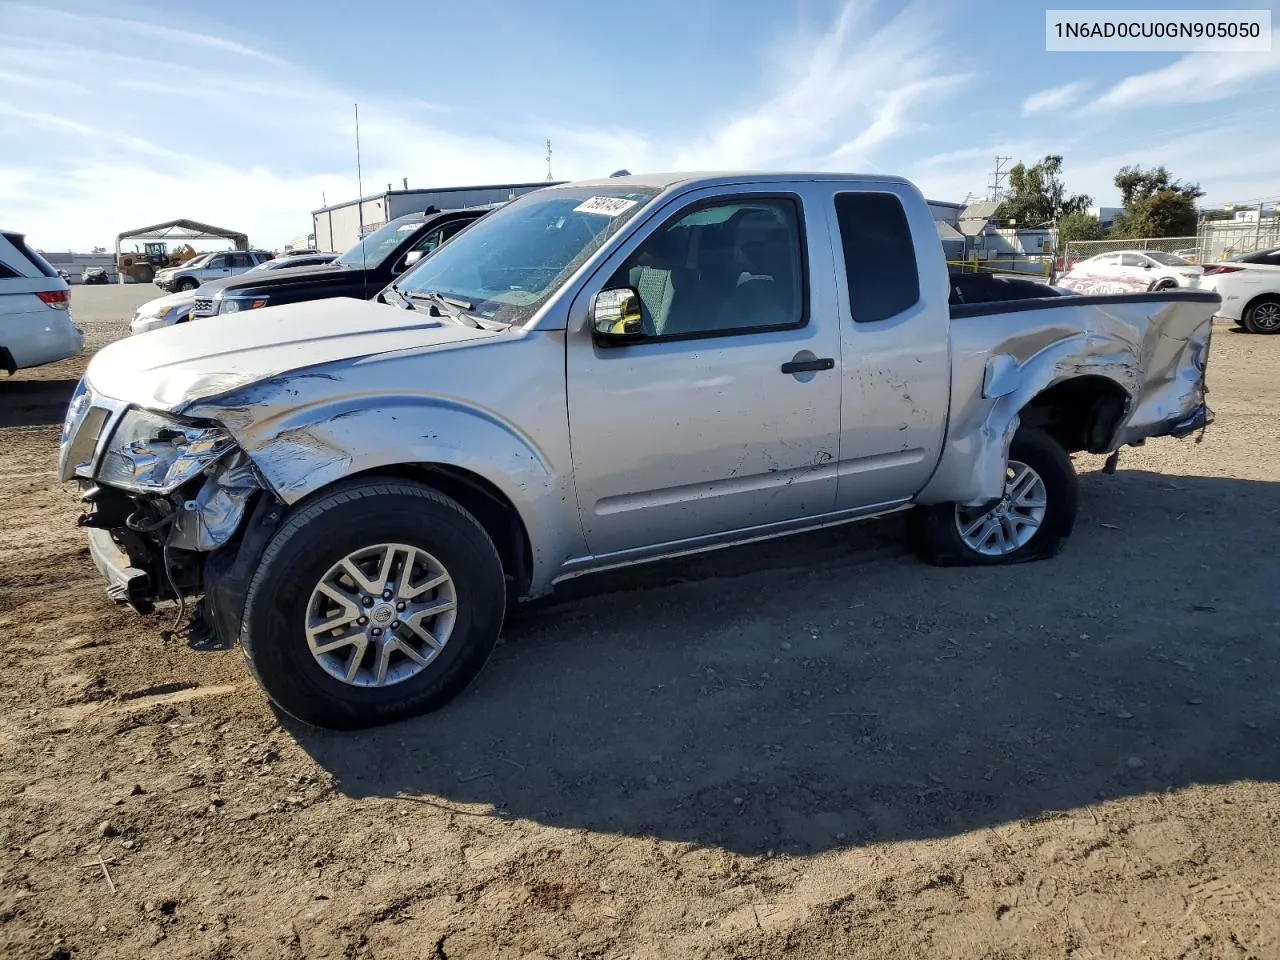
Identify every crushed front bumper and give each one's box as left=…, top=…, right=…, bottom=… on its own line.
left=85, top=526, right=154, bottom=612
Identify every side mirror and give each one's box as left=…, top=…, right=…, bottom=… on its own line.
left=1142, top=261, right=1153, bottom=269
left=403, top=249, right=425, bottom=269
left=591, top=287, right=644, bottom=341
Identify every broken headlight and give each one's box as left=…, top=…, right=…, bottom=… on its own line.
left=97, top=409, right=235, bottom=494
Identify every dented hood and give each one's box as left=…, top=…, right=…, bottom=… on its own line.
left=86, top=297, right=499, bottom=412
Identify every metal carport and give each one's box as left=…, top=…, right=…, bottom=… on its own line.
left=114, top=219, right=249, bottom=256
left=113, top=219, right=250, bottom=284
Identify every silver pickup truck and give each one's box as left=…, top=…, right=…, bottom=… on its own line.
left=60, top=172, right=1215, bottom=729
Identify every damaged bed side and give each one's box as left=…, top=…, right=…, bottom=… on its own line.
left=916, top=289, right=1216, bottom=508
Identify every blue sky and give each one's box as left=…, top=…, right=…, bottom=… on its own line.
left=2, top=0, right=1277, bottom=250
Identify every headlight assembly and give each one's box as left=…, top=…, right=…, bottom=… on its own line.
left=97, top=409, right=235, bottom=494
left=218, top=296, right=268, bottom=315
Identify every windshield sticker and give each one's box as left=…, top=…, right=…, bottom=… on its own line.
left=397, top=224, right=417, bottom=232
left=573, top=196, right=639, bottom=217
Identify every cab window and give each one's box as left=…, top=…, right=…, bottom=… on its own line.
left=606, top=196, right=806, bottom=339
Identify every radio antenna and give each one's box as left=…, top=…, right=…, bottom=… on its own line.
left=355, top=103, right=368, bottom=301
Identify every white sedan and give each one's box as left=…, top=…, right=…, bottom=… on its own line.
left=129, top=288, right=198, bottom=335
left=1058, top=250, right=1203, bottom=295
left=1200, top=246, right=1280, bottom=334
left=129, top=251, right=338, bottom=335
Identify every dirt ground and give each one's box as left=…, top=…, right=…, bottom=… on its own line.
left=1, top=285, right=1278, bottom=960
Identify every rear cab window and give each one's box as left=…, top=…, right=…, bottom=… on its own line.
left=833, top=192, right=920, bottom=322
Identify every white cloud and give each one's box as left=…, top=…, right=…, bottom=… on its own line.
left=672, top=0, right=967, bottom=171
left=1, top=0, right=965, bottom=249
left=3, top=2, right=287, bottom=64
left=1067, top=120, right=1280, bottom=209
left=1091, top=31, right=1280, bottom=110
left=1022, top=81, right=1089, bottom=116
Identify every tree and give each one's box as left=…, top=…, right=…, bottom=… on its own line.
left=1108, top=165, right=1204, bottom=239
left=1056, top=211, right=1106, bottom=245
left=994, top=155, right=1092, bottom=227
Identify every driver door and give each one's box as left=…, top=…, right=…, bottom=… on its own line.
left=205, top=253, right=231, bottom=280
left=565, top=188, right=843, bottom=558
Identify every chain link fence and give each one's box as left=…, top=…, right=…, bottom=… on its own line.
left=1063, top=221, right=1280, bottom=268
left=1199, top=219, right=1280, bottom=262
left=1062, top=236, right=1198, bottom=268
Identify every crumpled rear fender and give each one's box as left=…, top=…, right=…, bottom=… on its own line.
left=917, top=294, right=1215, bottom=507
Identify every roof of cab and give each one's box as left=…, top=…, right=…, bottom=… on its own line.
left=556, top=171, right=918, bottom=191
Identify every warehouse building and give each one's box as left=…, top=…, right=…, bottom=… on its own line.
left=312, top=181, right=563, bottom=252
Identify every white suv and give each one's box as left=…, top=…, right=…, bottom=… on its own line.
left=1201, top=246, right=1280, bottom=334
left=1, top=229, right=84, bottom=375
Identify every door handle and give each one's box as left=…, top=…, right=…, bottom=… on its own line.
left=780, top=357, right=835, bottom=374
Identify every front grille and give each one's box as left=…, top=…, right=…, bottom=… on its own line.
left=192, top=296, right=214, bottom=317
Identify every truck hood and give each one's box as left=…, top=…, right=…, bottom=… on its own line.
left=212, top=262, right=355, bottom=298
left=86, top=297, right=499, bottom=412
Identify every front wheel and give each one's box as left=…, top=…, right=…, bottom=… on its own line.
left=1242, top=295, right=1280, bottom=334
left=177, top=278, right=199, bottom=292
left=908, top=427, right=1078, bottom=566
left=238, top=480, right=506, bottom=729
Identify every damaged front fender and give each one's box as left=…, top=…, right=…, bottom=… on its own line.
left=167, top=450, right=266, bottom=552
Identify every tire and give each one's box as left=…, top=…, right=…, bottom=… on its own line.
left=1152, top=278, right=1177, bottom=291
left=1242, top=295, right=1280, bottom=335
left=177, top=278, right=199, bottom=292
left=238, top=480, right=506, bottom=729
left=908, top=427, right=1077, bottom=567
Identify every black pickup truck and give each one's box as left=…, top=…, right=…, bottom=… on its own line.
left=190, top=205, right=492, bottom=320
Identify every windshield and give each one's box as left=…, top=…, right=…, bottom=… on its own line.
left=395, top=185, right=660, bottom=325
left=1145, top=251, right=1193, bottom=267
left=336, top=218, right=423, bottom=269
left=181, top=253, right=214, bottom=270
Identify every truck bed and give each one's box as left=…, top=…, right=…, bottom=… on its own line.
left=920, top=286, right=1217, bottom=508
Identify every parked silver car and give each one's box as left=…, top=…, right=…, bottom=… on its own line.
left=154, top=249, right=274, bottom=292
left=62, top=172, right=1216, bottom=728
left=131, top=252, right=339, bottom=335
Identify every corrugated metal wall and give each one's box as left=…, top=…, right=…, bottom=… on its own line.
left=315, top=184, right=557, bottom=253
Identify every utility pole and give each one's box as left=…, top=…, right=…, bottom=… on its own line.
left=545, top=138, right=554, bottom=181
left=988, top=156, right=1012, bottom=202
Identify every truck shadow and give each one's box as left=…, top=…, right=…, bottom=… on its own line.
left=290, top=467, right=1280, bottom=856
left=0, top=377, right=78, bottom=428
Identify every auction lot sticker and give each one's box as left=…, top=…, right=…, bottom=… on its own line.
left=1046, top=9, right=1271, bottom=52
left=574, top=196, right=640, bottom=217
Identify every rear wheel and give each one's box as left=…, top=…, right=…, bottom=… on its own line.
left=909, top=427, right=1077, bottom=566
left=239, top=480, right=506, bottom=729
left=1152, top=278, right=1177, bottom=291
left=1242, top=295, right=1280, bottom=335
